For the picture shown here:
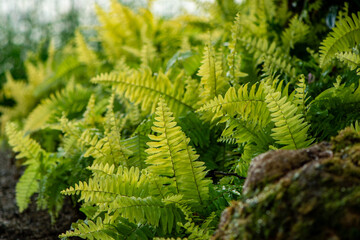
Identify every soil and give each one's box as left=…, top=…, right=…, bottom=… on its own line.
left=0, top=150, right=83, bottom=240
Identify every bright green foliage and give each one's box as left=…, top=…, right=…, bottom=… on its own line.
left=281, top=16, right=310, bottom=51
left=335, top=51, right=360, bottom=72
left=265, top=82, right=313, bottom=149
left=319, top=12, right=360, bottom=68
left=198, top=83, right=269, bottom=125
left=92, top=69, right=196, bottom=116
left=24, top=83, right=92, bottom=132
left=3, top=1, right=360, bottom=239
left=197, top=43, right=229, bottom=105
left=61, top=99, right=213, bottom=238
left=145, top=98, right=211, bottom=206
left=6, top=122, right=45, bottom=211
left=293, top=75, right=310, bottom=114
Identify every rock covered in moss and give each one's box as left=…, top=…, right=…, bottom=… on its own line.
left=213, top=128, right=360, bottom=240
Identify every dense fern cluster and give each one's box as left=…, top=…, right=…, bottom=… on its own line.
left=3, top=0, right=360, bottom=239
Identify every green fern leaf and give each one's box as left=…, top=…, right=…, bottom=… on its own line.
left=319, top=12, right=360, bottom=67
left=62, top=166, right=150, bottom=203
left=265, top=83, right=313, bottom=149
left=6, top=122, right=45, bottom=161
left=197, top=43, right=229, bottom=105
left=293, top=74, right=310, bottom=114
left=281, top=16, right=309, bottom=51
left=59, top=218, right=114, bottom=240
left=15, top=165, right=39, bottom=212
left=92, top=68, right=194, bottom=116
left=197, top=83, right=270, bottom=126
left=24, top=83, right=92, bottom=132
left=145, top=98, right=211, bottom=206
left=335, top=51, right=360, bottom=71
left=75, top=30, right=98, bottom=66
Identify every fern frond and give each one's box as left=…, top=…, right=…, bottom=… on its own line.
left=197, top=83, right=270, bottom=126
left=75, top=30, right=98, bottom=66
left=350, top=120, right=360, bottom=132
left=62, top=166, right=150, bottom=203
left=236, top=143, right=263, bottom=176
left=177, top=204, right=215, bottom=240
left=16, top=165, right=39, bottom=212
left=238, top=36, right=297, bottom=79
left=265, top=83, right=313, bottom=149
left=307, top=79, right=360, bottom=140
left=197, top=43, right=229, bottom=105
left=319, top=12, right=360, bottom=67
left=121, top=134, right=149, bottom=169
left=6, top=122, right=45, bottom=161
left=24, top=83, right=92, bottom=132
left=59, top=218, right=114, bottom=240
left=92, top=68, right=194, bottom=116
left=219, top=116, right=273, bottom=148
left=281, top=16, right=309, bottom=51
left=5, top=123, right=52, bottom=211
left=107, top=196, right=179, bottom=230
left=102, top=94, right=132, bottom=167
left=262, top=53, right=297, bottom=79
left=293, top=74, right=310, bottom=114
left=335, top=51, right=360, bottom=71
left=145, top=98, right=211, bottom=206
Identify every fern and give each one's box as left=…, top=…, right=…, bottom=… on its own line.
left=145, top=98, right=211, bottom=206
left=5, top=122, right=46, bottom=211
left=197, top=42, right=229, bottom=105
left=238, top=36, right=297, bottom=79
left=92, top=68, right=195, bottom=116
left=121, top=133, right=150, bottom=170
left=177, top=205, right=216, bottom=239
left=308, top=79, right=360, bottom=140
left=335, top=51, right=360, bottom=71
left=281, top=16, right=310, bottom=51
left=62, top=166, right=150, bottom=203
left=24, top=83, right=92, bottom=132
left=264, top=82, right=313, bottom=149
left=319, top=12, right=360, bottom=68
left=60, top=218, right=114, bottom=240
left=198, top=83, right=270, bottom=126
left=75, top=30, right=98, bottom=66
left=62, top=164, right=183, bottom=234
left=293, top=74, right=310, bottom=114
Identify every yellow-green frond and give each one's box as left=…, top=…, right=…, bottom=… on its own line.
left=75, top=30, right=98, bottom=66
left=198, top=43, right=229, bottom=105
left=145, top=98, right=211, bottom=206
left=59, top=218, right=114, bottom=240
left=319, top=12, right=360, bottom=68
left=6, top=122, right=45, bottom=161
left=16, top=165, right=39, bottom=212
left=92, top=68, right=194, bottom=116
left=197, top=83, right=270, bottom=126
left=293, top=74, right=310, bottom=114
left=335, top=51, right=360, bottom=71
left=61, top=166, right=150, bottom=203
left=24, top=83, right=92, bottom=132
left=265, top=83, right=313, bottom=149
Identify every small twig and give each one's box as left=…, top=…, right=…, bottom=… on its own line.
left=213, top=171, right=246, bottom=180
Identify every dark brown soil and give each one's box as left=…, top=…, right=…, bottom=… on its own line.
left=0, top=150, right=83, bottom=240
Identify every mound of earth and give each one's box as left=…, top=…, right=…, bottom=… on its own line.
left=214, top=128, right=360, bottom=240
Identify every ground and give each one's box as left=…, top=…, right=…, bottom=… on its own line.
left=0, top=150, right=82, bottom=240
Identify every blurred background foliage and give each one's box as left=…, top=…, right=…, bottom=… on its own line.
left=1, top=0, right=359, bottom=114
left=0, top=0, right=206, bottom=106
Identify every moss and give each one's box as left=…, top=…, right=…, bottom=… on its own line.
left=213, top=128, right=360, bottom=240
